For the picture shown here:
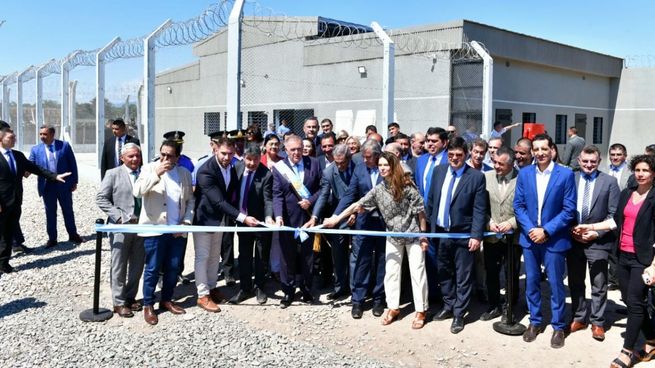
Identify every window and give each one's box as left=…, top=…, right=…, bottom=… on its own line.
left=555, top=114, right=567, bottom=144
left=495, top=109, right=512, bottom=125
left=593, top=117, right=603, bottom=144
left=203, top=112, right=221, bottom=135
left=522, top=112, right=536, bottom=123
left=247, top=111, right=268, bottom=131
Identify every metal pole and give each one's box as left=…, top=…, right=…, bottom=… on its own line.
left=69, top=80, right=78, bottom=146
left=492, top=235, right=526, bottom=335
left=2, top=76, right=12, bottom=122
left=16, top=67, right=31, bottom=151
left=371, top=22, right=395, bottom=136
left=143, top=20, right=172, bottom=162
left=136, top=85, right=143, bottom=144
left=471, top=41, right=493, bottom=140
left=124, top=94, right=130, bottom=121
left=35, top=63, right=49, bottom=133
left=61, top=51, right=81, bottom=142
left=96, top=37, right=120, bottom=168
left=226, top=0, right=245, bottom=131
left=79, top=218, right=113, bottom=322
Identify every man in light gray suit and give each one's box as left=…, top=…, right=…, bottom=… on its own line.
left=568, top=145, right=619, bottom=342
left=604, top=143, right=630, bottom=190
left=305, top=143, right=355, bottom=300
left=96, top=143, right=145, bottom=318
left=562, top=127, right=585, bottom=171
left=482, top=146, right=520, bottom=321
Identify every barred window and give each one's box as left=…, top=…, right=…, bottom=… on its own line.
left=555, top=114, right=567, bottom=144
left=593, top=117, right=603, bottom=144
left=204, top=112, right=221, bottom=135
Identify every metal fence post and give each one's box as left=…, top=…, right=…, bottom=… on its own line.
left=226, top=0, right=245, bottom=131
left=16, top=67, right=31, bottom=151
left=371, top=22, right=395, bottom=137
left=79, top=218, right=113, bottom=322
left=470, top=41, right=493, bottom=140
left=96, top=37, right=121, bottom=168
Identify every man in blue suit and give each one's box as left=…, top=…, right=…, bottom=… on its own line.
left=514, top=133, right=576, bottom=349
left=29, top=125, right=82, bottom=247
left=425, top=137, right=488, bottom=334
left=333, top=139, right=386, bottom=319
left=415, top=127, right=449, bottom=198
left=272, top=135, right=322, bottom=308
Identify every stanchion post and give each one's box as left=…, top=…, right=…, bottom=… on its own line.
left=79, top=218, right=113, bottom=322
left=492, top=234, right=526, bottom=335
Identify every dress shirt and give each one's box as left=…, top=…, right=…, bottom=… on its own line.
left=219, top=162, right=231, bottom=189
left=124, top=164, right=138, bottom=185
left=162, top=168, right=182, bottom=225
left=115, top=135, right=126, bottom=166
left=436, top=165, right=466, bottom=229
left=577, top=171, right=598, bottom=223
left=368, top=166, right=379, bottom=187
left=46, top=143, right=57, bottom=172
left=535, top=161, right=555, bottom=226
left=292, top=159, right=304, bottom=182
left=608, top=162, right=626, bottom=181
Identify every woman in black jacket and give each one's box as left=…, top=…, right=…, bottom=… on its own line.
left=575, top=154, right=655, bottom=368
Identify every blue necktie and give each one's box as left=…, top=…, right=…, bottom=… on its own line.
left=443, top=169, right=457, bottom=229
left=581, top=173, right=593, bottom=222
left=425, top=155, right=436, bottom=192
left=7, top=151, right=17, bottom=174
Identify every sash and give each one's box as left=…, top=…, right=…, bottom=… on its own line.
left=274, top=160, right=311, bottom=199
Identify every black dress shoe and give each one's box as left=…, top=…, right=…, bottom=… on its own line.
left=12, top=244, right=31, bottom=255
left=68, top=234, right=84, bottom=244
left=280, top=294, right=293, bottom=309
left=225, top=275, right=237, bottom=287
left=45, top=240, right=58, bottom=248
left=327, top=290, right=349, bottom=300
left=434, top=308, right=454, bottom=321
left=551, top=329, right=566, bottom=349
left=372, top=302, right=385, bottom=317
left=608, top=283, right=620, bottom=291
left=301, top=291, right=314, bottom=304
left=178, top=275, right=191, bottom=285
left=229, top=290, right=253, bottom=304
left=255, top=288, right=267, bottom=305
left=480, top=306, right=503, bottom=321
left=450, top=317, right=465, bottom=334
left=0, top=263, right=15, bottom=274
left=351, top=304, right=363, bottom=319
left=523, top=324, right=545, bottom=342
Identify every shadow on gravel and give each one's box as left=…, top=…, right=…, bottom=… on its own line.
left=17, top=248, right=95, bottom=272
left=0, top=297, right=47, bottom=319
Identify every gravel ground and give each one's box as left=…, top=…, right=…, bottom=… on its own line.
left=0, top=175, right=391, bottom=368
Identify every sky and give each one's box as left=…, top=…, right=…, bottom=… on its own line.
left=1, top=0, right=653, bottom=102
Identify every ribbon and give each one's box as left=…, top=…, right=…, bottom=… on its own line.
left=95, top=223, right=509, bottom=239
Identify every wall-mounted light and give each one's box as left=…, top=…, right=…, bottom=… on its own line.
left=240, top=79, right=246, bottom=88
left=167, top=86, right=172, bottom=94
left=358, top=66, right=367, bottom=74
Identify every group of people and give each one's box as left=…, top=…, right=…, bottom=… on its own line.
left=0, top=120, right=84, bottom=276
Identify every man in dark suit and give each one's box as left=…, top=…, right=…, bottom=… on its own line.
left=302, top=117, right=323, bottom=157
left=306, top=143, right=355, bottom=300
left=194, top=136, right=259, bottom=313
left=29, top=124, right=82, bottom=247
left=415, top=127, right=449, bottom=198
left=394, top=133, right=416, bottom=173
left=100, top=118, right=140, bottom=179
left=230, top=144, right=274, bottom=305
left=425, top=137, right=488, bottom=334
left=562, top=127, right=585, bottom=171
left=333, top=139, right=386, bottom=319
left=568, top=145, right=619, bottom=341
left=316, top=133, right=336, bottom=171
left=514, top=134, right=577, bottom=349
left=272, top=135, right=321, bottom=308
left=0, top=126, right=70, bottom=273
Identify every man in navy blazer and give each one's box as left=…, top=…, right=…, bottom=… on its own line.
left=415, top=127, right=449, bottom=199
left=306, top=143, right=356, bottom=300
left=29, top=124, right=82, bottom=247
left=425, top=137, right=488, bottom=334
left=272, top=135, right=321, bottom=308
left=100, top=118, right=140, bottom=179
left=333, top=139, right=387, bottom=319
left=514, top=134, right=577, bottom=349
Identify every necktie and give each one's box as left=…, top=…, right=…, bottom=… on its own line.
left=340, top=168, right=351, bottom=186
left=443, top=169, right=457, bottom=229
left=47, top=144, right=57, bottom=172
left=369, top=167, right=379, bottom=186
left=7, top=151, right=17, bottom=175
left=581, top=174, right=592, bottom=222
left=131, top=170, right=142, bottom=218
left=48, top=144, right=55, bottom=153
left=425, top=155, right=437, bottom=192
left=241, top=172, right=252, bottom=213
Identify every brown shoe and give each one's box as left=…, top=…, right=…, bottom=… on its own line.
left=210, top=288, right=227, bottom=304
left=591, top=325, right=605, bottom=341
left=198, top=295, right=221, bottom=313
left=113, top=305, right=134, bottom=318
left=143, top=306, right=158, bottom=325
left=551, top=330, right=566, bottom=349
left=160, top=301, right=186, bottom=315
left=128, top=300, right=143, bottom=312
left=522, top=324, right=545, bottom=343
left=570, top=320, right=588, bottom=333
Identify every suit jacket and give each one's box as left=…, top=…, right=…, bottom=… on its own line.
left=613, top=188, right=655, bottom=265
left=317, top=154, right=334, bottom=172
left=100, top=134, right=141, bottom=179
left=234, top=161, right=273, bottom=222
left=272, top=156, right=321, bottom=227
left=313, top=160, right=355, bottom=227
left=0, top=149, right=57, bottom=210
left=562, top=135, right=585, bottom=169
left=96, top=165, right=139, bottom=224
left=415, top=151, right=447, bottom=198
left=514, top=163, right=577, bottom=252
left=29, top=139, right=78, bottom=196
left=336, top=161, right=385, bottom=230
left=193, top=156, right=240, bottom=226
left=484, top=169, right=518, bottom=243
left=425, top=164, right=488, bottom=239
left=133, top=162, right=194, bottom=235
left=403, top=156, right=417, bottom=176
left=572, top=171, right=620, bottom=250
left=601, top=163, right=631, bottom=191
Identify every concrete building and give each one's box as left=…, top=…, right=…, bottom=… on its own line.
left=154, top=17, right=651, bottom=160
